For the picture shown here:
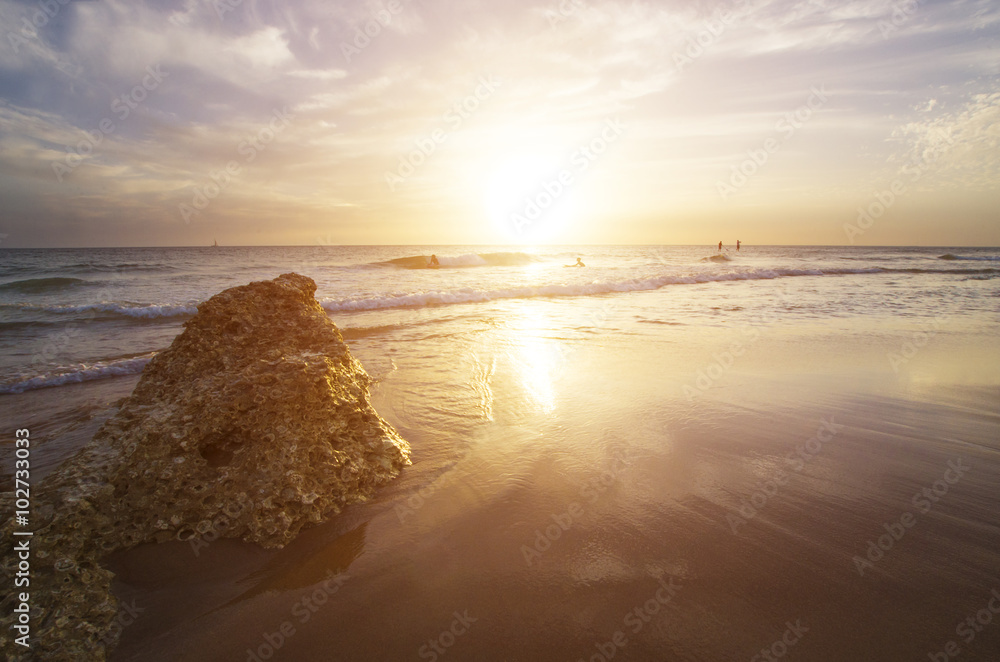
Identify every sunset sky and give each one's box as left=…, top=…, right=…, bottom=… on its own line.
left=0, top=0, right=997, bottom=247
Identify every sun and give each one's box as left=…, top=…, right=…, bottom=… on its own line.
left=482, top=153, right=580, bottom=244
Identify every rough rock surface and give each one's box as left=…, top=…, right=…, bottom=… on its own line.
left=0, top=273, right=410, bottom=660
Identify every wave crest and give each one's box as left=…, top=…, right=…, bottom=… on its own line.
left=46, top=302, right=197, bottom=319
left=376, top=252, right=542, bottom=269
left=0, top=301, right=198, bottom=322
left=939, top=253, right=999, bottom=261
left=0, top=355, right=154, bottom=395
left=320, top=265, right=999, bottom=313
left=320, top=267, right=890, bottom=313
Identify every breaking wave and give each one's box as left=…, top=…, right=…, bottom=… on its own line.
left=0, top=355, right=155, bottom=394
left=318, top=266, right=938, bottom=313
left=938, top=253, right=1000, bottom=261
left=375, top=252, right=543, bottom=269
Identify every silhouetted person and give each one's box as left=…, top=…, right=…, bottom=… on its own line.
left=428, top=254, right=440, bottom=267
left=736, top=240, right=741, bottom=251
left=718, top=241, right=723, bottom=252
left=575, top=257, right=585, bottom=267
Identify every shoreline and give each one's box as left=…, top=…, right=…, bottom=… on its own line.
left=92, top=319, right=1000, bottom=661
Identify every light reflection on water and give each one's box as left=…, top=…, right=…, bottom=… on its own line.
left=504, top=310, right=561, bottom=415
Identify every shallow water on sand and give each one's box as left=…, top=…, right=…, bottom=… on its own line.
left=1, top=246, right=999, bottom=660
left=100, top=319, right=1000, bottom=662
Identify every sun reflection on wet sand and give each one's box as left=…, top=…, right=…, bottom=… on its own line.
left=500, top=309, right=566, bottom=415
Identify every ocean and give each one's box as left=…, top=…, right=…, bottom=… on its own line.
left=2, top=245, right=1000, bottom=661
left=2, top=245, right=998, bottom=397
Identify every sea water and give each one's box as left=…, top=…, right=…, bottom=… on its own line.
left=1, top=245, right=997, bottom=395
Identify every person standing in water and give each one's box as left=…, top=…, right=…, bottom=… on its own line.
left=737, top=240, right=741, bottom=251
left=718, top=241, right=723, bottom=252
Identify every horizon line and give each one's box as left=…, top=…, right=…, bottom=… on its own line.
left=1, top=244, right=998, bottom=250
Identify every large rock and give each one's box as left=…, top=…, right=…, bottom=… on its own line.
left=0, top=273, right=410, bottom=660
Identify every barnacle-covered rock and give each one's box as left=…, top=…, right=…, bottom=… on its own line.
left=0, top=273, right=410, bottom=660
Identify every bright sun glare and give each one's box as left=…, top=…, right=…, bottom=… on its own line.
left=483, top=153, right=580, bottom=244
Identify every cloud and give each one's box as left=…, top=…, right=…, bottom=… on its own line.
left=0, top=0, right=997, bottom=245
left=892, top=85, right=1000, bottom=190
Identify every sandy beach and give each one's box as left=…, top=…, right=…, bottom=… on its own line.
left=15, top=293, right=993, bottom=661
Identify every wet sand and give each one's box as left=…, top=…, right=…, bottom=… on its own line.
left=93, top=315, right=1000, bottom=662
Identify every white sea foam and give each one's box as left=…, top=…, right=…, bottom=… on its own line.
left=437, top=253, right=489, bottom=267
left=376, top=251, right=542, bottom=269
left=0, top=355, right=154, bottom=394
left=7, top=265, right=989, bottom=321
left=319, top=267, right=888, bottom=313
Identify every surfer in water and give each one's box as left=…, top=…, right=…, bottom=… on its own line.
left=736, top=240, right=741, bottom=251
left=565, top=257, right=585, bottom=267
left=718, top=241, right=723, bottom=252
left=428, top=254, right=440, bottom=267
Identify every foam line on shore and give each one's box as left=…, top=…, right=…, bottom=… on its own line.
left=0, top=355, right=155, bottom=394
left=319, top=266, right=995, bottom=313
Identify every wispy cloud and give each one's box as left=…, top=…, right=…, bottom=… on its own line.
left=0, top=0, right=997, bottom=245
